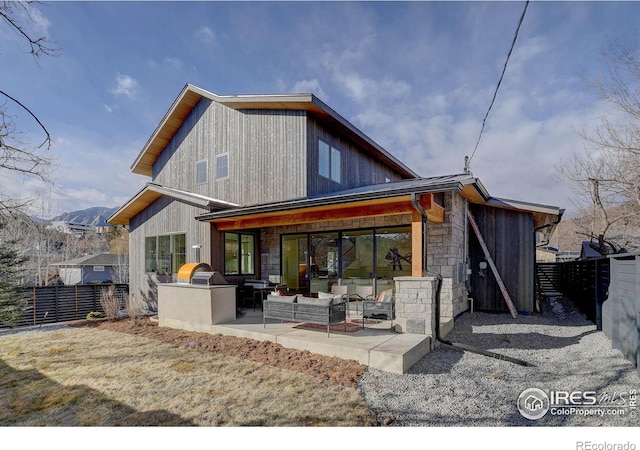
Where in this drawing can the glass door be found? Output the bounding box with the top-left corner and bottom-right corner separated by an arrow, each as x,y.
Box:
309,232 -> 339,294
282,234 -> 308,293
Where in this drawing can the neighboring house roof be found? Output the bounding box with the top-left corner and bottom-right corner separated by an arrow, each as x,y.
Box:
580,241 -> 612,259
130,83 -> 417,179
108,182 -> 240,226
53,253 -> 128,267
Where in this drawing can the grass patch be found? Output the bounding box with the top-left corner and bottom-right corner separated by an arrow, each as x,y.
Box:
0,328 -> 376,426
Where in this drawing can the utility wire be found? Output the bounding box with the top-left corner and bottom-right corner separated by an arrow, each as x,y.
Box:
465,1 -> 530,173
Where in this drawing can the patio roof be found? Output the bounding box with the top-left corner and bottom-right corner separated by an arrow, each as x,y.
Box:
194,173 -> 562,232
194,174 -> 485,230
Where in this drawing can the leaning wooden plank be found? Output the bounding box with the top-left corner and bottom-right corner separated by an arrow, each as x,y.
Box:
468,211 -> 518,319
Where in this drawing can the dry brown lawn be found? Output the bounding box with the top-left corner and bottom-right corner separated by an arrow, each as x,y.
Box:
0,320 -> 377,426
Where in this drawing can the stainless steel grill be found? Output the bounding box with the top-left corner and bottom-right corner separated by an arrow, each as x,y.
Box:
190,271 -> 228,286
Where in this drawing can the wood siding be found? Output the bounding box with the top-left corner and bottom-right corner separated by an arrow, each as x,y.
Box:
468,204 -> 534,313
306,116 -> 408,196
152,99 -> 307,206
129,196 -> 214,307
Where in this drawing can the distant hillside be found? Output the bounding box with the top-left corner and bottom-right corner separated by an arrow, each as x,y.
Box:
51,206 -> 118,228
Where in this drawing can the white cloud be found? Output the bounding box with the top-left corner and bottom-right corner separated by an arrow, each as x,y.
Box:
195,26 -> 216,44
162,57 -> 183,70
110,73 -> 138,99
291,79 -> 328,101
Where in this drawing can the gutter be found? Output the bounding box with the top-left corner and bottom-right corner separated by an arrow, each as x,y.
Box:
410,193 -> 532,367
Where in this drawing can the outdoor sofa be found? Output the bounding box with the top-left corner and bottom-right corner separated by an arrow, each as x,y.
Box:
263,293 -> 347,337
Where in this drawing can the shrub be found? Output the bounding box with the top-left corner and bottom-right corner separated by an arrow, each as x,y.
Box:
86,311 -> 104,320
100,285 -> 124,320
124,294 -> 143,325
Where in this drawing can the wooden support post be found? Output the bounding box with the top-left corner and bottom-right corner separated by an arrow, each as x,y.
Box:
411,211 -> 424,277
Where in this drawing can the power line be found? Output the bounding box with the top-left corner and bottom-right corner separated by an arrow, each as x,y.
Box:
465,0 -> 530,173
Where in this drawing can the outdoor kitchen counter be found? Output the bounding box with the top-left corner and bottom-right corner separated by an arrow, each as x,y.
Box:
158,283 -> 237,333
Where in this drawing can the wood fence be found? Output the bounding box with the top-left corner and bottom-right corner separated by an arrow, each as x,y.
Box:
4,284 -> 129,329
536,259 -> 610,329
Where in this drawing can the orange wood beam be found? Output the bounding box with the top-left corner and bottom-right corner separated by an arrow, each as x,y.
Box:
212,193 -> 443,231
411,211 -> 424,277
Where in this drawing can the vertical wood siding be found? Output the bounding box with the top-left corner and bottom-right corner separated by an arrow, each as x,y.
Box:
129,197 -> 212,307
468,204 -> 534,312
306,116 -> 407,196
152,99 -> 307,206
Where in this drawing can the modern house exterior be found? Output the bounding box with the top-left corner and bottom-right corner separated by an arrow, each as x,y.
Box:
109,83 -> 563,335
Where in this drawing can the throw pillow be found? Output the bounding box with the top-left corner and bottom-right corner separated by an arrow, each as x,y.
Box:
375,289 -> 393,306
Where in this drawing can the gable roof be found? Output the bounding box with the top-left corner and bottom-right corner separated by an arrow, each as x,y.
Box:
107,182 -> 239,226
130,83 -> 417,178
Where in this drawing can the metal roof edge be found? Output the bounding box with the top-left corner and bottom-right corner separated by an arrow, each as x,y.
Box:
195,174 -> 473,221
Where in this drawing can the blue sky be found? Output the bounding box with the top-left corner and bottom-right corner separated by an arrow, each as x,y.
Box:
3,1 -> 640,218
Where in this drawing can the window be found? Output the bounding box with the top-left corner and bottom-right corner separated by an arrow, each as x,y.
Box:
196,160 -> 208,185
318,139 -> 341,183
216,153 -> 229,180
144,233 -> 186,273
224,232 -> 255,275
93,266 -> 105,272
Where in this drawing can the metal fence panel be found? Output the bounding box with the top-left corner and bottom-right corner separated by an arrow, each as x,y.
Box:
2,284 -> 129,329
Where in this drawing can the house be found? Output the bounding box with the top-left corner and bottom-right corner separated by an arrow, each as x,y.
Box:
108,83 -> 563,335
580,240 -> 613,260
53,253 -> 129,285
47,221 -> 95,238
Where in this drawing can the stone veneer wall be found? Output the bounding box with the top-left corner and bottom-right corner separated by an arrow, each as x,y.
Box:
393,276 -> 437,339
425,191 -> 469,321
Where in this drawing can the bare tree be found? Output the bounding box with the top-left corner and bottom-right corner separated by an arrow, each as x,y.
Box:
558,35 -> 640,255
0,1 -> 58,217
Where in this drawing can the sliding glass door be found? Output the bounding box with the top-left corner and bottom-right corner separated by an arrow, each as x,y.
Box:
281,226 -> 411,296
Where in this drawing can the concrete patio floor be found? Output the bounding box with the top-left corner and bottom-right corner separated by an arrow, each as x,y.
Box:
207,308 -> 433,374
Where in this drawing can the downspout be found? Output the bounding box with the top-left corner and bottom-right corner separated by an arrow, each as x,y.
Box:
411,193 -> 532,367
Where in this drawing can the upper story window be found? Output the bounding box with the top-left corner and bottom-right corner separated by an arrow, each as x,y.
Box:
319,139 -> 341,183
196,160 -> 208,185
216,153 -> 229,180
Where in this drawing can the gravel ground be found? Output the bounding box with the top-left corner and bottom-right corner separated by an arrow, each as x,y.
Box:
361,296 -> 639,427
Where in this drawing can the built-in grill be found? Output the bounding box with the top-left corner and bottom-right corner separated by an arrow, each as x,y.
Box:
190,271 -> 228,286
177,263 -> 228,285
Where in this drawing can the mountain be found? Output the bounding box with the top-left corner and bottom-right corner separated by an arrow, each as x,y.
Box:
50,206 -> 119,228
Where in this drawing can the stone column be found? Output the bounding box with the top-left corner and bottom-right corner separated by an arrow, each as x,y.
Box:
393,276 -> 438,345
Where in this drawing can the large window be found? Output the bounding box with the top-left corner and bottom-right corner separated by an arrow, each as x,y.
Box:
224,232 -> 255,275
145,233 -> 186,273
282,226 -> 411,295
319,139 -> 341,183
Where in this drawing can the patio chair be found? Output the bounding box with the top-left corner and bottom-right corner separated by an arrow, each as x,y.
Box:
362,289 -> 395,329
331,284 -> 349,316
349,285 -> 374,316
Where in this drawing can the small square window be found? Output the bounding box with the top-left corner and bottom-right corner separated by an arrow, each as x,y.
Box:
196,160 -> 208,185
216,154 -> 229,180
